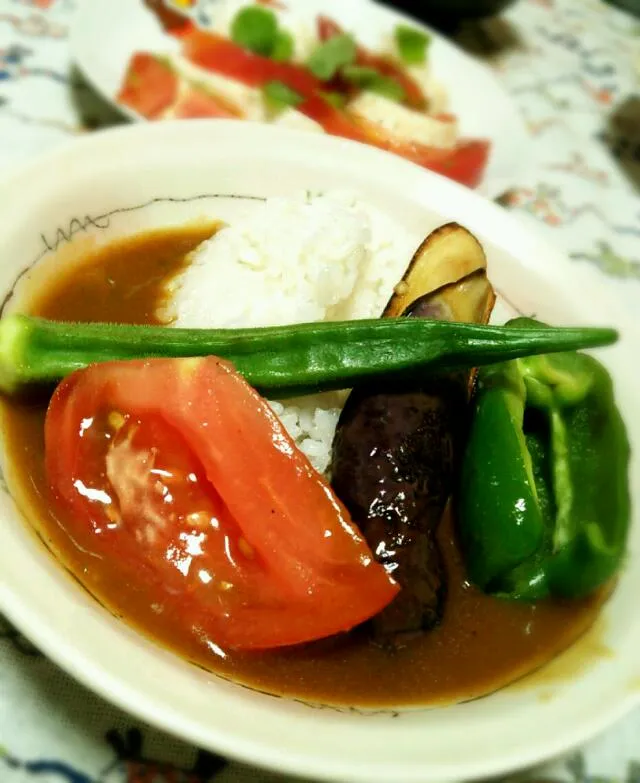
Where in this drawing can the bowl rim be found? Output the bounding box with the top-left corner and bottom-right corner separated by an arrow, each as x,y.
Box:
0,119 -> 638,783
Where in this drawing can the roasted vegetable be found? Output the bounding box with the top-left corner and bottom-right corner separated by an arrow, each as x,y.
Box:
331,223 -> 495,645
459,317 -> 630,600
0,313 -> 617,398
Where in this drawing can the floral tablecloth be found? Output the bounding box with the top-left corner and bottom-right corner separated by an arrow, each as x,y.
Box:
0,0 -> 639,781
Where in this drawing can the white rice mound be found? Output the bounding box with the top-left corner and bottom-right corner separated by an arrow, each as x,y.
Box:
164,192 -> 417,474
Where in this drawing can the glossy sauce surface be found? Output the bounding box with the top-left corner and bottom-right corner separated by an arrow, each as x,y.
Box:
0,227 -> 605,707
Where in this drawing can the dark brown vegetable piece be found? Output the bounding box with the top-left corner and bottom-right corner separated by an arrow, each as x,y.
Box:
330,223 -> 495,646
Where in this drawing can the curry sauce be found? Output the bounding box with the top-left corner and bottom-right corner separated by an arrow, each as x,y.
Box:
0,227 -> 605,707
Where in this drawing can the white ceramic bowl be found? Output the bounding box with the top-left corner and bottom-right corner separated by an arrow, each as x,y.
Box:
0,121 -> 638,783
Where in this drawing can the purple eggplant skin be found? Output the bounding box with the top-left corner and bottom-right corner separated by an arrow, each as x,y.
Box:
331,290 -> 472,647
331,372 -> 468,646
329,224 -> 494,648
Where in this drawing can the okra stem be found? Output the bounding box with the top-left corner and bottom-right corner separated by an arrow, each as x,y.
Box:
0,314 -> 618,397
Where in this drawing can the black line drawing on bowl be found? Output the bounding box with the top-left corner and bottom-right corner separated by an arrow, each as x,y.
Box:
494,287 -> 529,318
1,193 -> 267,316
292,699 -> 402,718
36,193 -> 266,260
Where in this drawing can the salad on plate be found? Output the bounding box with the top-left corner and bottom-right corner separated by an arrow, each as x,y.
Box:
117,0 -> 491,188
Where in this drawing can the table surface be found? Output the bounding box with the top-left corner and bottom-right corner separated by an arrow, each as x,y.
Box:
0,0 -> 639,781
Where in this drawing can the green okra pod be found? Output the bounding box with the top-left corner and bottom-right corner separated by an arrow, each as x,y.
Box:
0,313 -> 618,398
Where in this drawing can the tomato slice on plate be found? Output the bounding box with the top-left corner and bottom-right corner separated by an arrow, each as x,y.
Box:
117,53 -> 178,120
45,357 -> 398,650
181,30 -> 371,140
349,112 -> 490,189
315,17 -> 490,187
182,30 -> 321,95
129,28 -> 489,187
118,52 -> 242,120
388,138 -> 491,189
170,85 -> 242,119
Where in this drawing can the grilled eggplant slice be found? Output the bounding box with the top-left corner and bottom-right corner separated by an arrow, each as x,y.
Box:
330,223 -> 495,646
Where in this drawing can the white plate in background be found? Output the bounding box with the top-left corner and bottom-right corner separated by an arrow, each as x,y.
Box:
70,0 -> 531,200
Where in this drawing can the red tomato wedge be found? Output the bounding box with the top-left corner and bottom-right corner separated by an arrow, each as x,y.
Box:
316,16 -> 346,46
171,86 -> 241,119
117,53 -> 242,120
126,28 -> 490,187
183,30 -> 321,94
350,113 -> 491,190
385,138 -> 491,190
45,357 -> 398,650
317,15 -> 427,112
419,139 -> 491,189
117,53 -> 178,120
143,0 -> 196,38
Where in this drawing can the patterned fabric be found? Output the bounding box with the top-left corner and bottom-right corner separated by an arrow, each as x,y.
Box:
0,0 -> 638,780
457,0 -> 640,312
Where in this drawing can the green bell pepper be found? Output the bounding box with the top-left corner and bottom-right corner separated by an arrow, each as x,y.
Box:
459,317 -> 630,601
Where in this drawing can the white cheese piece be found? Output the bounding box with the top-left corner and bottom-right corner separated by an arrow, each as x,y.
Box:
408,64 -> 450,115
271,108 -> 324,133
170,54 -> 265,120
370,31 -> 450,115
168,54 -> 324,131
347,92 -> 458,149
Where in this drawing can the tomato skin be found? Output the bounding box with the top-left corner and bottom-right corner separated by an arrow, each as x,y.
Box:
183,30 -> 321,94
349,112 -> 490,189
45,357 -> 398,650
117,53 -> 178,119
316,15 -> 343,44
181,30 -> 371,141
171,87 -> 241,119
397,139 -> 491,189
315,16 -> 490,186
117,52 -> 241,120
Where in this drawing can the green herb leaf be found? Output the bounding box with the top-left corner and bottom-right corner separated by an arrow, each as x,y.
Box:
395,24 -> 430,65
307,34 -> 356,81
317,90 -> 347,109
231,6 -> 278,57
342,65 -> 406,103
271,29 -> 294,62
263,80 -> 304,114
